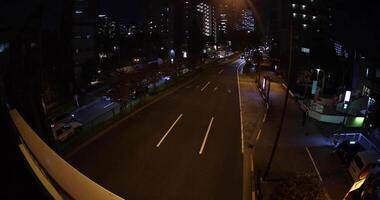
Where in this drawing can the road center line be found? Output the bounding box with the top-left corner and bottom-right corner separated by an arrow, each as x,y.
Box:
262,113 -> 267,123
199,117 -> 214,155
256,129 -> 262,141
250,152 -> 254,172
156,114 -> 183,147
305,146 -> 323,181
200,81 -> 210,92
218,69 -> 224,74
103,102 -> 114,109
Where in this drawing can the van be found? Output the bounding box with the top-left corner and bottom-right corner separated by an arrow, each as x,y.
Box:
348,151 -> 380,181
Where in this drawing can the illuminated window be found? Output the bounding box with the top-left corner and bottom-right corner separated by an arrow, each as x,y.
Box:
302,14 -> 306,19
292,4 -> 296,8
293,13 -> 297,17
302,5 -> 306,10
313,16 -> 317,20
302,24 -> 307,29
334,43 -> 343,56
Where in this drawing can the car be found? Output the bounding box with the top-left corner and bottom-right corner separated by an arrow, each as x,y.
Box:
335,140 -> 366,164
344,167 -> 380,200
348,151 -> 380,181
52,121 -> 82,142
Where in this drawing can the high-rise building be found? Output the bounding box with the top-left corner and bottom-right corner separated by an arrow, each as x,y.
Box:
217,3 -> 230,43
196,2 -> 217,43
158,7 -> 173,36
71,0 -> 99,89
173,0 -> 195,51
219,13 -> 228,34
278,0 -> 334,90
157,6 -> 174,50
239,9 -> 255,33
196,2 -> 212,37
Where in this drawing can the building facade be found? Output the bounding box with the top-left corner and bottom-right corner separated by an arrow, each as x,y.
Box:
278,0 -> 335,93
239,9 -> 255,33
71,0 -> 99,90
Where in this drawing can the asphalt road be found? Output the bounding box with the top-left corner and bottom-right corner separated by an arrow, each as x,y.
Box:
73,97 -> 120,125
67,60 -> 243,200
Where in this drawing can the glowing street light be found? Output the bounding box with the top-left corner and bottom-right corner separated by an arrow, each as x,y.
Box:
316,68 -> 321,80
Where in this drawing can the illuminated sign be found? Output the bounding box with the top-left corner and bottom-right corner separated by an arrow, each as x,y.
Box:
345,117 -> 365,128
344,91 -> 351,102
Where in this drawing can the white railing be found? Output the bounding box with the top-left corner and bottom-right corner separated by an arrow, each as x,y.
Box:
10,109 -> 124,200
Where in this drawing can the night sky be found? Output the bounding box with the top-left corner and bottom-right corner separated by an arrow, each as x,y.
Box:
100,0 -> 144,24
1,0 -> 379,60
333,0 -> 380,60
101,0 -> 379,60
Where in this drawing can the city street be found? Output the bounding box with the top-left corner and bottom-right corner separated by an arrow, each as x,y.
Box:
67,60 -> 244,200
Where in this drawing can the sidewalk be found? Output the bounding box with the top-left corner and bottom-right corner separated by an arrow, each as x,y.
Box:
253,70 -> 351,200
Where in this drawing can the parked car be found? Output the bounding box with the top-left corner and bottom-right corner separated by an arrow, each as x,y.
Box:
344,167 -> 380,200
335,140 -> 366,164
52,121 -> 82,142
348,151 -> 380,181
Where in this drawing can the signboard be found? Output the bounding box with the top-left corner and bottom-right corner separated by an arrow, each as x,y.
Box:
345,117 -> 365,127
311,81 -> 318,94
344,90 -> 351,102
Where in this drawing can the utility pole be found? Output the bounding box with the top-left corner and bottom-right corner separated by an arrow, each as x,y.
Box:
263,10 -> 293,180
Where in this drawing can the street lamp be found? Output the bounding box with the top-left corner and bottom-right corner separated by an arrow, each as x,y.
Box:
316,68 -> 321,81
315,68 -> 325,93
342,90 -> 351,128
